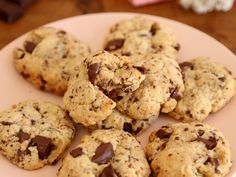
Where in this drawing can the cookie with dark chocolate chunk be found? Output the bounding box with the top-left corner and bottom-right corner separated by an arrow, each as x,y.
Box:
146,122 -> 232,177
0,100 -> 75,170
57,129 -> 150,177
13,26 -> 91,95
169,57 -> 236,122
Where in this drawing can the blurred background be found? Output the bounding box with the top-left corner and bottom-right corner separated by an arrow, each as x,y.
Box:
0,0 -> 235,54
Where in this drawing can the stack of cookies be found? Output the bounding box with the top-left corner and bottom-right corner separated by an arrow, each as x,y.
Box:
0,16 -> 235,177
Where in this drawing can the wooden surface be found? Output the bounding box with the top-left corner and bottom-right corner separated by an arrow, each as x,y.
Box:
0,0 -> 235,54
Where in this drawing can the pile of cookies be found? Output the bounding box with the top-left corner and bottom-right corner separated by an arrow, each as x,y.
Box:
0,16 -> 235,177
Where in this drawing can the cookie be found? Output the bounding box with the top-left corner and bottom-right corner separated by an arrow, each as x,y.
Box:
0,100 -> 75,170
116,53 -> 184,120
13,27 -> 91,95
104,16 -> 180,63
63,50 -> 145,127
95,109 -> 157,135
169,57 -> 236,122
146,122 -> 232,177
57,129 -> 150,177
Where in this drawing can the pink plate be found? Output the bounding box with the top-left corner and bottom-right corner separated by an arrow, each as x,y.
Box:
0,12 -> 235,177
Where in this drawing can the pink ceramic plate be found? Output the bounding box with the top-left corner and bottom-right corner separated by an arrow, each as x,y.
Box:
0,13 -> 235,177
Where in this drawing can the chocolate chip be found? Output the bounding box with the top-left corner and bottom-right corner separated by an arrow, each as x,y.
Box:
16,48 -> 25,59
88,63 -> 100,84
170,88 -> 182,101
150,23 -> 159,36
17,149 -> 30,158
30,135 -> 54,160
21,72 -> 29,79
17,130 -> 30,143
104,38 -> 125,51
218,77 -> 226,82
155,129 -> 172,139
24,41 -> 37,53
197,136 -> 217,150
99,164 -> 114,177
174,43 -> 180,51
123,123 -> 133,134
198,129 -> 205,136
204,157 -> 220,174
70,147 -> 83,158
134,66 -> 146,74
174,137 -> 180,140
107,89 -> 123,101
0,121 -> 12,125
184,128 -> 188,131
179,62 -> 193,72
92,143 -> 113,164
31,120 -> 36,125
122,52 -> 131,56
57,30 -> 66,36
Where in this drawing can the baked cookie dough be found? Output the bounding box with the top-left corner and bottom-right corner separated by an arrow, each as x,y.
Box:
57,129 -> 150,177
0,100 -> 75,170
169,57 -> 236,122
116,53 -> 184,120
146,122 -> 232,177
63,50 -> 145,127
104,16 -> 180,63
94,109 -> 157,135
13,27 -> 91,95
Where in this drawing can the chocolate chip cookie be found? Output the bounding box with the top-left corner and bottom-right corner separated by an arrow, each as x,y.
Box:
169,57 -> 236,122
94,109 -> 157,135
13,27 -> 91,95
0,100 -> 75,170
63,50 -> 145,127
146,122 -> 232,177
116,53 -> 184,120
57,129 -> 150,177
104,16 -> 180,63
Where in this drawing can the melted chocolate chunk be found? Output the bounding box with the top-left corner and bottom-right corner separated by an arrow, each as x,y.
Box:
123,123 -> 133,134
197,136 -> 217,150
179,62 -> 193,72
30,135 -> 54,160
92,143 -> 113,164
170,87 -> 182,101
88,63 -> 100,84
134,66 -> 146,74
17,130 -> 30,143
99,164 -> 114,177
1,121 -> 12,125
198,129 -> 205,136
24,41 -> 37,53
122,52 -> 131,56
107,89 -> 123,101
155,129 -> 172,139
218,77 -> 226,82
104,38 -> 125,51
204,157 -> 220,174
174,43 -> 180,51
17,149 -> 30,158
150,23 -> 159,36
70,147 -> 83,158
